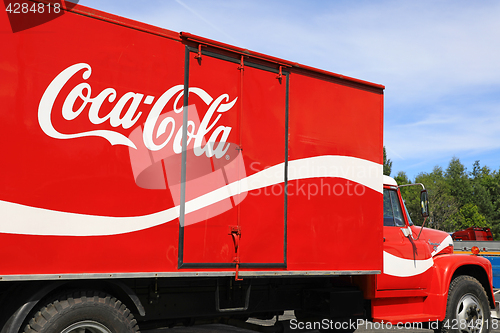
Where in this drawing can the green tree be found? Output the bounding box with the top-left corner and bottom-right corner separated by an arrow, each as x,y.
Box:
450,203 -> 489,230
392,157 -> 500,236
394,171 -> 421,225
483,166 -> 500,239
396,166 -> 459,231
394,171 -> 410,185
416,167 -> 459,231
445,157 -> 472,208
470,161 -> 494,222
383,146 -> 392,176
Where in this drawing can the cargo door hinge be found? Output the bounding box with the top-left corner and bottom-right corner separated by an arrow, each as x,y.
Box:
229,226 -> 243,281
276,65 -> 283,83
238,55 -> 244,71
194,44 -> 205,62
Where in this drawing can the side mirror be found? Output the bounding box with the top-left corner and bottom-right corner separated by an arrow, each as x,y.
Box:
420,190 -> 429,218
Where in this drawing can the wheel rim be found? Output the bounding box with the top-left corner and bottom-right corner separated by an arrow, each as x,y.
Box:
456,293 -> 485,333
60,320 -> 113,333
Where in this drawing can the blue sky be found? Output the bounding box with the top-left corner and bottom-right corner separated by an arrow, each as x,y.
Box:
77,0 -> 500,180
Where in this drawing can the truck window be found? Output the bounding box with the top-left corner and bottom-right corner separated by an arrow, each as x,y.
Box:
383,189 -> 405,227
403,200 -> 414,226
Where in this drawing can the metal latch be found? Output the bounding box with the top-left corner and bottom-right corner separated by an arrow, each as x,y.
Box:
229,226 -> 243,281
238,55 -> 244,71
276,65 -> 283,83
194,44 -> 205,61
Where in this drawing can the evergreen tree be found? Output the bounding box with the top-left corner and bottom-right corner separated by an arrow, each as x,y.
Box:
416,167 -> 459,231
445,157 -> 472,208
394,171 -> 410,185
394,171 -> 422,225
383,146 -> 392,176
393,158 -> 500,237
451,203 -> 489,230
470,161 -> 494,222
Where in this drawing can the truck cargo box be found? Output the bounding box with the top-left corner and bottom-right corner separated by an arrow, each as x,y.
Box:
0,2 -> 383,280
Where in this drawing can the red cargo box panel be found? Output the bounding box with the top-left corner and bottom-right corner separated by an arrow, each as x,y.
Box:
286,70 -> 384,272
0,3 -> 186,276
0,2 -> 383,279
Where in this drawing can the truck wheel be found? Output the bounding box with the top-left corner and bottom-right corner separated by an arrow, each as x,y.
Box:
437,275 -> 491,333
23,291 -> 139,333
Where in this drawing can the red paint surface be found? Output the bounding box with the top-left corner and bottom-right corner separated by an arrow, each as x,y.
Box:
0,2 -> 383,276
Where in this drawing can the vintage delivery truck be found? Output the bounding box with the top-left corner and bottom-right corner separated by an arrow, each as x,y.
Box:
0,1 -> 496,332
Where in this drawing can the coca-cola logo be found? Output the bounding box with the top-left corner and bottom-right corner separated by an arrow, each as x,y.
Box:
38,63 -> 237,158
38,63 -> 246,224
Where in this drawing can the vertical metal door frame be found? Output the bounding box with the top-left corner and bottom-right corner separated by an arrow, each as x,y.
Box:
178,46 -> 288,269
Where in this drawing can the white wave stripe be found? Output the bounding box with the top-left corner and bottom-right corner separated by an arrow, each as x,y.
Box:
1,201 -> 180,237
0,155 -> 381,236
288,156 -> 382,193
382,230 -> 452,277
431,235 -> 454,257
383,251 -> 434,277
185,156 -> 382,219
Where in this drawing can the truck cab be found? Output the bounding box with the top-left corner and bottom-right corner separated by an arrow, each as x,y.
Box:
371,175 -> 496,332
379,175 -> 453,290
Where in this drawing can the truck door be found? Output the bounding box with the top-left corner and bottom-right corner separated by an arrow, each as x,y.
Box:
179,46 -> 287,269
237,62 -> 287,267
377,187 -> 433,290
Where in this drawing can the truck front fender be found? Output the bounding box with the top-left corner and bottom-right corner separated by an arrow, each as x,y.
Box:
426,254 -> 494,320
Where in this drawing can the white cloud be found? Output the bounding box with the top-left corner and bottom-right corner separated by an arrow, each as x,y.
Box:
385,97 -> 500,175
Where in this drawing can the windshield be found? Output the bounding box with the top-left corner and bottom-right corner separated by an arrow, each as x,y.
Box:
383,189 -> 405,227
402,199 -> 414,226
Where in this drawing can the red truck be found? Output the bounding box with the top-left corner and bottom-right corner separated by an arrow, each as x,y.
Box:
452,227 -> 494,241
0,1 -> 496,333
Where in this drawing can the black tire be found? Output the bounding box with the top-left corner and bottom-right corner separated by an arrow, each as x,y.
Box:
23,290 -> 140,333
436,275 -> 491,333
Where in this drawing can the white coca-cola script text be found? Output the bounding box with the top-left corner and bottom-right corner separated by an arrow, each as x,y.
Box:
38,63 -> 236,158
